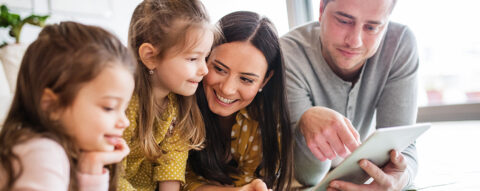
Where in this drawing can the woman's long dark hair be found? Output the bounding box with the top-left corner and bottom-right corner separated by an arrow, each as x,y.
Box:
188,11 -> 293,190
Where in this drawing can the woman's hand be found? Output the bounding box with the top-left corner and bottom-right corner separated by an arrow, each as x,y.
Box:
239,179 -> 271,191
77,138 -> 130,174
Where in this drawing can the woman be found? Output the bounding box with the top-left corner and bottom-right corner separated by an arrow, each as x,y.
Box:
185,11 -> 293,191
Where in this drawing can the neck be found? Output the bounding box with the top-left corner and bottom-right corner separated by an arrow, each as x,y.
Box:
325,58 -> 364,83
152,87 -> 170,113
218,113 -> 237,130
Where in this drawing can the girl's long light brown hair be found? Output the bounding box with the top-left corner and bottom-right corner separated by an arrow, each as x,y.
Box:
128,0 -> 214,160
0,21 -> 136,191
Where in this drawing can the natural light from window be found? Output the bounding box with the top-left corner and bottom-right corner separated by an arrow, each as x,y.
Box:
311,0 -> 480,106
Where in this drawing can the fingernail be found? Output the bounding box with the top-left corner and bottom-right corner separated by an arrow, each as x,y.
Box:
359,160 -> 367,167
330,182 -> 338,188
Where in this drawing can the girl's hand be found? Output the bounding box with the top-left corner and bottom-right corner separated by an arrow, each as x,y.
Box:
239,179 -> 272,191
77,138 -> 130,174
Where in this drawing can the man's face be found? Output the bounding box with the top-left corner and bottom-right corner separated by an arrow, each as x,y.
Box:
319,0 -> 393,78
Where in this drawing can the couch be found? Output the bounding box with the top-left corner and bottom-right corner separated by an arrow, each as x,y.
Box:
0,44 -> 26,126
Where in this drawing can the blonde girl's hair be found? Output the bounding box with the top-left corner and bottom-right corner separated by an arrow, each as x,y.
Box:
128,0 -> 213,160
0,21 -> 136,191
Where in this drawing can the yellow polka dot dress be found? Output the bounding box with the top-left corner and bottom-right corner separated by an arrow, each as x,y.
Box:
118,94 -> 189,191
184,108 -> 262,190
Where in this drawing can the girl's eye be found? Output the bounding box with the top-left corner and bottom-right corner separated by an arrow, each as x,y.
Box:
188,58 -> 198,62
240,77 -> 254,84
103,107 -> 114,112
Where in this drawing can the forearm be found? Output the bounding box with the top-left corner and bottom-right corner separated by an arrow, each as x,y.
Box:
400,143 -> 418,188
158,181 -> 181,191
194,185 -> 241,191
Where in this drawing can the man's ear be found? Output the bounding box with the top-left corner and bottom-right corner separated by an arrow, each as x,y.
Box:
138,43 -> 159,70
41,88 -> 60,120
260,71 -> 274,90
319,0 -> 326,21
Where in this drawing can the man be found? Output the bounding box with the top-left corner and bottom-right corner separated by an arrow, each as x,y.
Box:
280,0 -> 419,190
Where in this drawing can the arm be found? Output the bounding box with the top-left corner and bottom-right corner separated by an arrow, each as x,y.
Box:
376,26 -> 420,188
158,181 -> 180,191
154,132 -> 189,191
281,39 -> 360,161
77,138 -> 130,191
12,138 -> 70,191
194,179 -> 270,191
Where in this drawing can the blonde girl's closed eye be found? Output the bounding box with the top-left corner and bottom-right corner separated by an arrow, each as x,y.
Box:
0,21 -> 136,191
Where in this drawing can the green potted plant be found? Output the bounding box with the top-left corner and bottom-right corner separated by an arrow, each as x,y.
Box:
0,4 -> 49,46
0,4 -> 49,94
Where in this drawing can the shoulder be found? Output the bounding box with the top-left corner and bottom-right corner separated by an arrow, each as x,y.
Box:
13,137 -> 70,190
382,22 -> 418,54
373,22 -> 419,70
280,21 -> 320,52
14,137 -> 68,162
385,22 -> 416,42
280,22 -> 321,79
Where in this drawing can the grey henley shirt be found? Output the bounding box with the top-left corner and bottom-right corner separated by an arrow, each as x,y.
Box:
280,21 -> 419,187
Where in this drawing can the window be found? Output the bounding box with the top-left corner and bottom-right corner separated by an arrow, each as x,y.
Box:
202,0 -> 290,36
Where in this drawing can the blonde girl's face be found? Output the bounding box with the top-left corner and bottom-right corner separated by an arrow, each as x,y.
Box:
60,64 -> 134,152
153,27 -> 214,96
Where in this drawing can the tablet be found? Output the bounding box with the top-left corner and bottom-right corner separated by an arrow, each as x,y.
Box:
311,123 -> 431,191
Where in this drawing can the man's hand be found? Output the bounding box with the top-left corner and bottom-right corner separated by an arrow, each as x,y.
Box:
299,106 -> 361,161
327,150 -> 409,191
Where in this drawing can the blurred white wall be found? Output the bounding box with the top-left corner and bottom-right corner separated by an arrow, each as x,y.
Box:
0,0 -> 142,45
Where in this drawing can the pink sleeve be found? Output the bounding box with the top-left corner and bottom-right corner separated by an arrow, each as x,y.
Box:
77,168 -> 110,191
12,138 -> 70,191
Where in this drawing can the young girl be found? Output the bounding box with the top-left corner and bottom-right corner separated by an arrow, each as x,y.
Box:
185,11 -> 294,191
0,21 -> 136,191
118,0 -> 215,190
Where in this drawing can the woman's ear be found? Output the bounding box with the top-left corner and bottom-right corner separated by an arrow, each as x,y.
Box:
41,88 -> 61,120
139,43 -> 159,70
260,71 -> 274,90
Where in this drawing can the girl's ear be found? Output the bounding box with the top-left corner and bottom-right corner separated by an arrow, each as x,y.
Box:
41,88 -> 61,120
139,43 -> 159,70
260,71 -> 274,90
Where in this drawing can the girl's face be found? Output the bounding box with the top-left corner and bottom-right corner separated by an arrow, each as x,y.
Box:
153,27 -> 214,96
203,41 -> 270,117
60,65 -> 134,152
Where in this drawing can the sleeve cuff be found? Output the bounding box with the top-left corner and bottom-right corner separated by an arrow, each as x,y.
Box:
77,168 -> 110,191
153,165 -> 185,183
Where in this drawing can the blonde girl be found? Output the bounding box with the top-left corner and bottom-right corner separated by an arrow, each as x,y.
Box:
0,21 -> 136,191
118,0 -> 215,190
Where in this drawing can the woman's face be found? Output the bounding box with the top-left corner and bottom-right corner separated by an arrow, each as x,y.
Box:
203,41 -> 270,117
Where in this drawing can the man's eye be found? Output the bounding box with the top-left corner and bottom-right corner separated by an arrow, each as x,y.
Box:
337,18 -> 350,24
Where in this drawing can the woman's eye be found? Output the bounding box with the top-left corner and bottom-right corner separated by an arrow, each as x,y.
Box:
240,77 -> 254,83
214,65 -> 224,72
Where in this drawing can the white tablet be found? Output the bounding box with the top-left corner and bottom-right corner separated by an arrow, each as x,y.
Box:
311,123 -> 431,191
